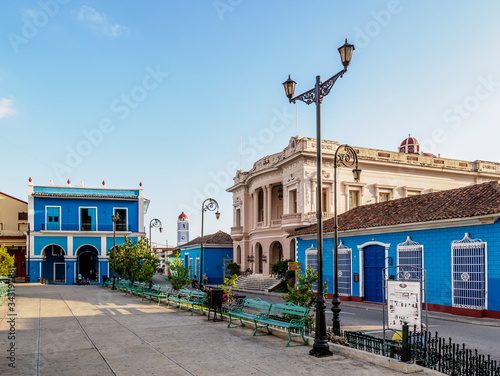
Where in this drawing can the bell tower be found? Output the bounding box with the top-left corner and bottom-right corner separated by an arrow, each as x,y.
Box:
177,212 -> 189,246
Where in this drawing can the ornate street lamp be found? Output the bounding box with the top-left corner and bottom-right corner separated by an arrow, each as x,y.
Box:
283,38 -> 355,357
200,198 -> 220,290
111,213 -> 120,290
332,144 -> 361,335
149,218 -> 163,252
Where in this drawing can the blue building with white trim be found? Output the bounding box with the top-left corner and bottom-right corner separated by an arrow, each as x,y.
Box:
27,180 -> 147,284
177,231 -> 233,285
293,181 -> 500,319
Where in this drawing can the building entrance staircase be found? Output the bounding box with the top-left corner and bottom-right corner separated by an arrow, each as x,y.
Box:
235,274 -> 281,292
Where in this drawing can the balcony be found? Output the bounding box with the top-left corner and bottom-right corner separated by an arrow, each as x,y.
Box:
281,213 -> 304,234
271,219 -> 282,227
230,226 -> 244,241
40,223 -> 132,232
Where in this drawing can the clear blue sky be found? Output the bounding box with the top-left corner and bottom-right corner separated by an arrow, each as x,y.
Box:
1,1 -> 500,246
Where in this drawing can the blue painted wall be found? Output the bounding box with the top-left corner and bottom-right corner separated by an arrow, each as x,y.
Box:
179,246 -> 233,285
33,197 -> 139,232
297,220 -> 500,312
34,236 -> 68,256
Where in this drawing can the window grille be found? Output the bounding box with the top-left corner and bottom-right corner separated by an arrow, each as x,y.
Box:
305,245 -> 318,292
337,240 -> 352,296
397,236 -> 423,281
452,233 -> 486,310
195,257 -> 200,279
188,257 -> 193,279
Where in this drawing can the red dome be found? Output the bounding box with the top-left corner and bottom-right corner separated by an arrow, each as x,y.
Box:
399,134 -> 420,154
178,212 -> 188,220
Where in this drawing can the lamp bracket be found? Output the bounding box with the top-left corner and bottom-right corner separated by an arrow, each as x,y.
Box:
334,144 -> 358,169
289,69 -> 346,105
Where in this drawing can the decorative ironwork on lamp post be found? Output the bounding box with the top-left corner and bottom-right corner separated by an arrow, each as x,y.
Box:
149,218 -> 163,252
111,213 -> 120,290
200,198 -> 220,290
332,144 -> 361,335
283,38 -> 355,358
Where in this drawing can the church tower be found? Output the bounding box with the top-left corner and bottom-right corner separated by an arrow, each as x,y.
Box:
177,212 -> 189,246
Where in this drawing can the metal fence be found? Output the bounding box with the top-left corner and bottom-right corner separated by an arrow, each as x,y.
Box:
342,327 -> 500,376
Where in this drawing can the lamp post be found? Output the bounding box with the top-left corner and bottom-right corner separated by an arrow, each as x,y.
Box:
200,198 -> 220,290
111,213 -> 120,290
149,218 -> 163,253
332,145 -> 361,335
283,38 -> 355,357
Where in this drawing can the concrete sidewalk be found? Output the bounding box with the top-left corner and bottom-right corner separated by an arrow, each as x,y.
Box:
0,284 -> 437,376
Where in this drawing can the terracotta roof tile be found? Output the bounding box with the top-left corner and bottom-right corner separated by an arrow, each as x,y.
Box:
292,181 -> 500,237
180,230 -> 233,247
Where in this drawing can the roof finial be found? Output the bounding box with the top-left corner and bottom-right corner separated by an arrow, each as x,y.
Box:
102,180 -> 105,186
140,182 -> 142,187
67,179 -> 71,185
29,177 -> 32,183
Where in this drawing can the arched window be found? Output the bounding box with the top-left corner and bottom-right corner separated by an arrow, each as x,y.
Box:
452,233 -> 486,310
397,236 -> 423,281
305,245 -> 318,292
337,240 -> 352,296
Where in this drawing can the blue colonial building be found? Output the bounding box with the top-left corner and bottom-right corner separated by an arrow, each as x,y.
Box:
27,180 -> 147,284
293,181 -> 500,319
177,231 -> 233,285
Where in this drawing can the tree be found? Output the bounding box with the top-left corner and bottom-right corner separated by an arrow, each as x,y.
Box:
0,245 -> 15,276
281,262 -> 328,328
167,255 -> 191,291
271,259 -> 293,276
226,262 -> 240,276
107,236 -> 159,283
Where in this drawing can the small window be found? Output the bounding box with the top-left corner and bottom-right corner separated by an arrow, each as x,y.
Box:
349,190 -> 359,209
379,192 -> 390,202
18,212 -> 28,220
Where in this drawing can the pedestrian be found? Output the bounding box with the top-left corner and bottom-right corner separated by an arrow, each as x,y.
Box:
77,273 -> 82,285
203,273 -> 208,285
191,275 -> 198,288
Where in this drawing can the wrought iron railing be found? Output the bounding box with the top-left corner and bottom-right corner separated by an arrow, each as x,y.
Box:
41,223 -> 131,231
342,327 -> 500,376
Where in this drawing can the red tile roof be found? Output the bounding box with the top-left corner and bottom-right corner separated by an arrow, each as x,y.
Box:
292,181 -> 500,236
180,230 -> 233,247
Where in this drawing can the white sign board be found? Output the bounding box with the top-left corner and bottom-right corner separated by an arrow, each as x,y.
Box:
387,280 -> 422,332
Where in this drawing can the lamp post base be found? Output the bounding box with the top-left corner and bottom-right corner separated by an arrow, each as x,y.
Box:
331,293 -> 341,335
309,341 -> 333,357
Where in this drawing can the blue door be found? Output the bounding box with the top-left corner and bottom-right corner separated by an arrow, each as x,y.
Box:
47,207 -> 60,230
54,263 -> 65,281
364,245 -> 385,303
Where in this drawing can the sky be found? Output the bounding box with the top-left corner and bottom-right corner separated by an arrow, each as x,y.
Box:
1,1 -> 500,247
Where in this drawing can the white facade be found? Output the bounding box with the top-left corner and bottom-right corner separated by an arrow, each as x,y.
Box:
227,135 -> 500,276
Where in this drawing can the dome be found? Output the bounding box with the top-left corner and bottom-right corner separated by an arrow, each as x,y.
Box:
399,134 -> 420,154
178,212 -> 188,220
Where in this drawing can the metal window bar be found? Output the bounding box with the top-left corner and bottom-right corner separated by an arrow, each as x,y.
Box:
337,240 -> 352,296
188,258 -> 193,279
305,245 -> 318,292
397,236 -> 423,281
452,233 -> 486,310
195,257 -> 200,280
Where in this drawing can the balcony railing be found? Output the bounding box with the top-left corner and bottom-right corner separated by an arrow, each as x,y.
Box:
40,223 -> 131,232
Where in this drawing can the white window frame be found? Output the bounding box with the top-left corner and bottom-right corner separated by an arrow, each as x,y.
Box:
451,233 -> 487,310
305,245 -> 318,292
45,206 -> 62,231
113,207 -> 129,231
79,206 -> 98,231
397,236 -> 424,281
337,240 -> 352,296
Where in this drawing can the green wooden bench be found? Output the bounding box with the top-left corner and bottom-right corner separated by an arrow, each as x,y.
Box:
227,297 -> 272,329
115,279 -> 130,292
0,282 -> 10,306
167,288 -> 206,316
253,302 -> 309,347
142,285 -> 170,305
124,281 -> 146,296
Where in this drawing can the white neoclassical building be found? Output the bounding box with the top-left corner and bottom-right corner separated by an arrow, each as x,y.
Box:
227,135 -> 500,276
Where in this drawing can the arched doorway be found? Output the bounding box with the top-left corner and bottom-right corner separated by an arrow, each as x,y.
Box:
269,241 -> 283,266
77,245 -> 99,281
255,243 -> 263,274
236,245 -> 241,264
42,244 -> 66,282
360,243 -> 388,303
289,238 -> 296,261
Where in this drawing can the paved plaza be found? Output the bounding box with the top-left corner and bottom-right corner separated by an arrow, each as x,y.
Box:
0,284 -> 439,376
